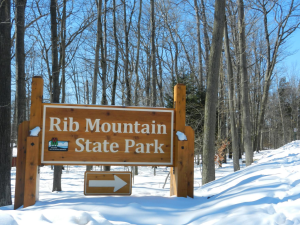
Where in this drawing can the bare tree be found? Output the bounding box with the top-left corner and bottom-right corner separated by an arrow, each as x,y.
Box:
253,0 -> 300,152
15,0 -> 27,127
122,0 -> 136,106
151,0 -> 157,107
134,0 -> 142,106
111,0 -> 119,106
224,16 -> 240,171
101,0 -> 108,106
200,0 -> 210,78
202,0 -> 225,185
92,0 -> 103,107
194,0 -> 204,88
60,0 -> 67,103
238,0 -> 253,166
51,0 -> 62,192
0,0 -> 12,207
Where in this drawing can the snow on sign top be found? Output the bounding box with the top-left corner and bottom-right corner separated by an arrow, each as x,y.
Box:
176,131 -> 187,141
41,104 -> 174,166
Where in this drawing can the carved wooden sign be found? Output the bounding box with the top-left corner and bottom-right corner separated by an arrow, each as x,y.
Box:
41,104 -> 174,165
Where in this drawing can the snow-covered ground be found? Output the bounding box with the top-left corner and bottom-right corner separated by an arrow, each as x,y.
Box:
1,141 -> 300,225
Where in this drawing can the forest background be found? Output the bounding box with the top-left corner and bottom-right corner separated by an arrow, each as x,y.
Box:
1,0 -> 300,207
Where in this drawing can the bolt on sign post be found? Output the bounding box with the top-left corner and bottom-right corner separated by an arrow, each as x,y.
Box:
15,77 -> 194,209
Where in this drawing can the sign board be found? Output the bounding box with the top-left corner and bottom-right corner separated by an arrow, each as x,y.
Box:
16,78 -> 193,209
41,104 -> 174,165
84,171 -> 132,195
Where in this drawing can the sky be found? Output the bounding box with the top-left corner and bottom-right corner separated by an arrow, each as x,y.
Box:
280,29 -> 300,68
1,141 -> 300,224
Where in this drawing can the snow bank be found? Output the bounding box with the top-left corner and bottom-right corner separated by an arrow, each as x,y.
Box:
1,141 -> 300,224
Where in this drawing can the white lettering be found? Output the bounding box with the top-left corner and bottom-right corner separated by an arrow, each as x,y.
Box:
134,121 -> 140,133
103,140 -> 109,152
157,124 -> 167,134
125,139 -> 135,152
49,117 -> 61,131
86,119 -> 100,132
146,143 -> 154,153
123,123 -> 133,133
75,138 -> 84,152
135,143 -> 144,153
92,142 -> 102,152
101,122 -> 111,133
86,139 -> 92,152
110,142 -> 119,153
154,139 -> 164,153
63,117 -> 68,131
69,117 -> 79,132
112,123 -> 122,133
151,121 -> 156,134
141,124 -> 149,134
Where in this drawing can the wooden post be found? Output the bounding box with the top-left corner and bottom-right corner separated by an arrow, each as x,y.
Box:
170,84 -> 187,197
23,77 -> 43,208
185,126 -> 194,198
14,121 -> 29,209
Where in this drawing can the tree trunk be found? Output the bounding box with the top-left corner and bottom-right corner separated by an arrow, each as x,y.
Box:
92,0 -> 102,106
85,80 -> 93,171
200,0 -> 210,81
61,0 -> 66,104
218,65 -> 226,140
132,0 -> 143,174
157,45 -> 164,107
160,9 -> 179,83
224,17 -> 240,172
111,0 -> 119,106
202,0 -> 225,185
15,0 -> 27,127
134,0 -> 142,106
123,0 -> 135,106
146,46 -> 151,106
151,0 -> 157,107
102,0 -> 109,171
194,0 -> 203,88
51,0 -> 62,192
0,0 -> 12,206
238,0 -> 253,166
276,77 -> 286,144
101,0 -> 108,106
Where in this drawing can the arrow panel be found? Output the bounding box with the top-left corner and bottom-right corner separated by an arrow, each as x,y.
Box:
84,171 -> 132,195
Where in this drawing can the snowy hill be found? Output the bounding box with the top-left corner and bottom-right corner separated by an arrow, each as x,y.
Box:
1,141 -> 300,224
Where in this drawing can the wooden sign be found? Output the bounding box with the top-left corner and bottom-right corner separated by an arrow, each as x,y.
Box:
84,171 -> 132,195
15,78 -> 194,209
41,104 -> 174,166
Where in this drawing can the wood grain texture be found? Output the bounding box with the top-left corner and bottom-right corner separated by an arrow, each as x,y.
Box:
170,84 -> 187,197
14,121 -> 29,209
185,126 -> 194,198
23,77 -> 43,208
23,137 -> 40,207
170,167 -> 176,196
41,105 -> 174,165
